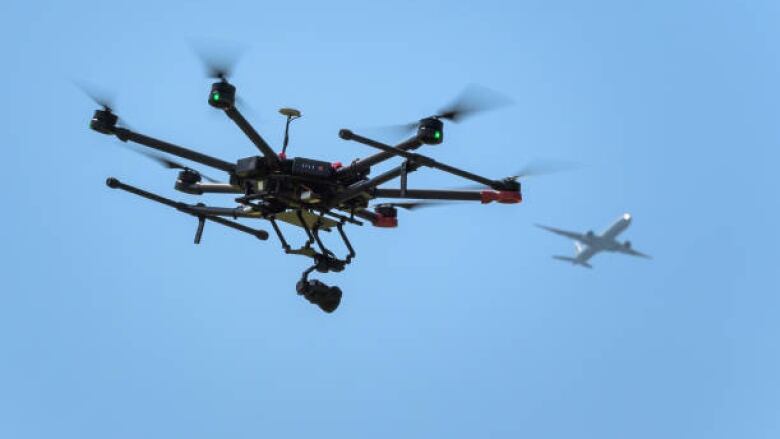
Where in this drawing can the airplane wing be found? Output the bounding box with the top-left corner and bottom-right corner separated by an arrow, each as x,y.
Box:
615,246 -> 651,259
535,224 -> 588,242
553,255 -> 593,268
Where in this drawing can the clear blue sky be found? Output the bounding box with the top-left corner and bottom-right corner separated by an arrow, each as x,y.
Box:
1,1 -> 778,437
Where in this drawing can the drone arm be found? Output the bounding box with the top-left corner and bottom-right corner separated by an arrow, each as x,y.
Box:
334,161 -> 423,205
223,107 -> 279,165
105,177 -> 269,240
332,137 -> 520,206
113,127 -> 236,173
192,214 -> 268,240
348,208 -> 382,224
336,132 -> 423,177
373,188 -> 482,201
341,130 -> 500,188
180,182 -> 244,194
183,205 -> 264,219
373,188 -> 521,204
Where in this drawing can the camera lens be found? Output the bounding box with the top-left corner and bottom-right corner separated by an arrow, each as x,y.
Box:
297,280 -> 342,313
318,286 -> 342,313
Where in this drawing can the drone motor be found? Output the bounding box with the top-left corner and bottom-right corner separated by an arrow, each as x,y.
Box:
417,117 -> 444,145
208,80 -> 236,109
90,109 -> 118,134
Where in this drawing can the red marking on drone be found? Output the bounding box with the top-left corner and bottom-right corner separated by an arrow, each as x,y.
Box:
480,190 -> 522,204
373,215 -> 398,228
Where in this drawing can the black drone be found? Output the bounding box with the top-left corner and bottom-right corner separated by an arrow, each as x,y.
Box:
86,59 -> 526,313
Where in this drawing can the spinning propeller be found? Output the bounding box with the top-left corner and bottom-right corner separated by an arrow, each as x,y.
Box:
458,159 -> 581,190
192,40 -> 255,114
505,159 -> 581,181
120,145 -> 221,183
381,84 -> 514,136
191,39 -> 247,81
74,80 -> 115,112
373,159 -> 579,212
76,81 -> 220,183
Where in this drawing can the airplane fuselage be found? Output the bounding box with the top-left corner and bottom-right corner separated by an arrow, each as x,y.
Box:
538,213 -> 648,268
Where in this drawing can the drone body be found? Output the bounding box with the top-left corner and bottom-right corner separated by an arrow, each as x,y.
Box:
89,75 -> 522,313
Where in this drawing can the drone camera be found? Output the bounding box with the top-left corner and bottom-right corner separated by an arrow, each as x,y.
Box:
90,109 -> 118,134
296,279 -> 342,313
208,81 -> 236,109
417,117 -> 444,145
313,255 -> 346,274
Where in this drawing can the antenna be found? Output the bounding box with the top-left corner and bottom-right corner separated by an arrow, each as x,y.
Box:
279,107 -> 301,158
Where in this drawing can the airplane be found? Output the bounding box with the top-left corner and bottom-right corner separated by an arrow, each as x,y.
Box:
536,213 -> 650,268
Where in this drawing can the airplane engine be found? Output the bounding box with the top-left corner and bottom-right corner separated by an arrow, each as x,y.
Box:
624,241 -> 632,248
586,230 -> 595,238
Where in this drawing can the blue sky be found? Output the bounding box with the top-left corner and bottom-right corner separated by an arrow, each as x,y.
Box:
1,0 -> 779,437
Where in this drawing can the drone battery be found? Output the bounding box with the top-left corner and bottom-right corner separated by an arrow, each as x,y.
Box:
292,158 -> 334,179
235,156 -> 264,177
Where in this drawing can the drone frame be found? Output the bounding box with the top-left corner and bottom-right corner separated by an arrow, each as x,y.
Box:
91,79 -> 522,312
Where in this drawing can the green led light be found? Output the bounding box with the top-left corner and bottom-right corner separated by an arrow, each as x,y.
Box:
212,92 -> 220,101
434,130 -> 441,140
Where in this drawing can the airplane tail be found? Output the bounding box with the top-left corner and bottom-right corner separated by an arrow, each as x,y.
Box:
553,255 -> 593,269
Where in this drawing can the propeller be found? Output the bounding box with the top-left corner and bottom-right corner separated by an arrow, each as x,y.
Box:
455,159 -> 581,190
191,40 -> 257,116
191,39 -> 247,81
434,84 -> 513,122
379,84 -> 513,136
117,143 -> 221,183
507,159 -> 581,180
74,79 -> 116,111
75,80 -> 221,182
